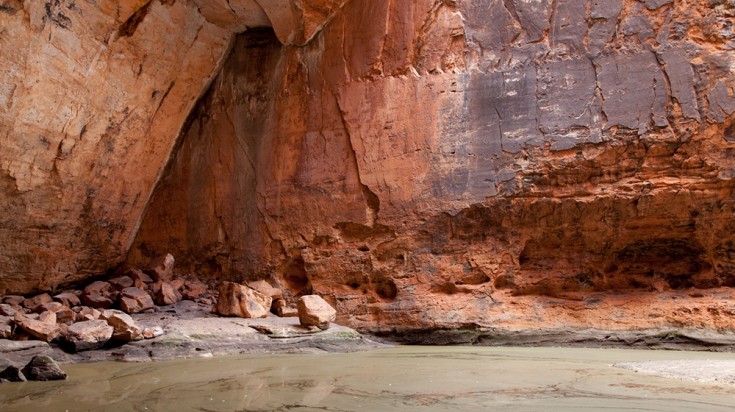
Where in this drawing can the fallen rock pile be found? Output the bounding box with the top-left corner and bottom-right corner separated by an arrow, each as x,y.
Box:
0,253 -> 341,356
214,281 -> 337,330
0,254 -> 196,352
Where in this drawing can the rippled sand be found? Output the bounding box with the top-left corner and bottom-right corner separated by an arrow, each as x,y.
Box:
2,347 -> 735,411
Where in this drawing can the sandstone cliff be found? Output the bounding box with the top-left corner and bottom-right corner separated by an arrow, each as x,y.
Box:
3,0 -> 735,335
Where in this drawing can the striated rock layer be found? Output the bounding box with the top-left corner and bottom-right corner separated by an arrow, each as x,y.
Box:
4,0 -> 735,337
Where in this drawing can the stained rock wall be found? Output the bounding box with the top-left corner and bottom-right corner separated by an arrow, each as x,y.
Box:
0,0 -> 346,294
4,0 -> 735,334
130,0 -> 735,333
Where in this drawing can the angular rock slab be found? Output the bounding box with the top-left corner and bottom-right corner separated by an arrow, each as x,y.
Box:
298,295 -> 336,330
14,312 -> 60,342
119,287 -> 155,314
101,310 -> 143,342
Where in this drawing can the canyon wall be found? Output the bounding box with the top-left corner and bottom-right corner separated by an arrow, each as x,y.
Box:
0,0 -> 344,293
131,0 -> 735,333
3,0 -> 735,334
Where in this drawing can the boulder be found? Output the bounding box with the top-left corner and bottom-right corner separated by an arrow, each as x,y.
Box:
247,280 -> 283,300
101,310 -> 142,341
0,315 -> 13,338
119,287 -> 155,314
297,295 -> 337,330
81,293 -> 114,309
145,253 -> 175,282
2,295 -> 24,306
64,320 -> 113,352
84,281 -> 111,295
0,303 -> 18,317
129,269 -> 154,287
75,306 -> 102,321
142,326 -> 164,339
170,277 -> 186,291
53,292 -> 81,307
22,293 -> 53,310
274,299 -> 299,317
152,281 -> 182,306
13,312 -> 60,342
215,281 -> 272,318
21,356 -> 67,381
108,276 -> 134,291
182,280 -> 208,300
55,307 -> 76,324
82,281 -> 114,309
33,301 -> 64,314
35,302 -> 75,324
0,365 -> 26,382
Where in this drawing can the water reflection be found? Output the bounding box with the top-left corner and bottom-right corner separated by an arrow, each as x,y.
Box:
1,347 -> 734,411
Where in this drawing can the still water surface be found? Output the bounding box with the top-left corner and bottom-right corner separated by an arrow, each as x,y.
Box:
1,346 -> 734,411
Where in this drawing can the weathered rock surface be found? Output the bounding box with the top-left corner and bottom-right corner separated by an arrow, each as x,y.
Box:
216,281 -> 272,318
145,254 -> 175,282
14,312 -> 60,342
101,310 -> 142,342
64,320 -> 113,352
119,287 -> 154,314
127,0 -> 735,336
298,295 -> 337,330
2,0 -> 735,339
152,281 -> 182,306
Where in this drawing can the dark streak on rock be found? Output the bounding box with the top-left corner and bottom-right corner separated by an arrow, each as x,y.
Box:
117,1 -> 152,38
44,0 -> 72,29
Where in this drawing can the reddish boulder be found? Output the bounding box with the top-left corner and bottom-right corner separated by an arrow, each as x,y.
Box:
182,280 -> 208,300
119,287 -> 155,314
0,303 -> 18,317
152,281 -> 182,306
82,281 -> 114,309
2,295 -> 24,306
53,292 -> 81,307
297,295 -> 337,330
108,276 -> 134,291
129,269 -> 154,289
74,306 -> 102,321
170,278 -> 186,291
145,254 -> 175,282
81,294 -> 114,309
215,281 -> 272,318
33,301 -> 63,314
13,312 -> 60,342
84,281 -> 111,295
247,280 -> 283,300
101,310 -> 143,341
273,299 -> 298,317
22,293 -> 53,311
35,302 -> 75,324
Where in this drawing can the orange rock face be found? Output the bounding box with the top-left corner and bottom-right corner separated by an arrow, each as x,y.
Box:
4,0 -> 735,336
129,0 -> 735,335
0,0 -> 345,294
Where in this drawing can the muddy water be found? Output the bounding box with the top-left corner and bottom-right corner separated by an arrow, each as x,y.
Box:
1,347 -> 735,411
